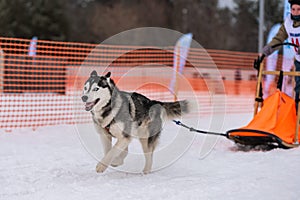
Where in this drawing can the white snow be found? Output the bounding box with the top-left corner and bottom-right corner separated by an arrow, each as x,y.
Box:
1,113 -> 300,200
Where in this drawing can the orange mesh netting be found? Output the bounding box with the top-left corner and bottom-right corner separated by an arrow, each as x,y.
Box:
0,37 -> 261,130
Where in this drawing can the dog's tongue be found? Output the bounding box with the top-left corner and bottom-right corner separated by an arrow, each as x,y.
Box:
85,102 -> 95,111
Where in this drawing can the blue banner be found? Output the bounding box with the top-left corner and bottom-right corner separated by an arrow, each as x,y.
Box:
28,36 -> 38,57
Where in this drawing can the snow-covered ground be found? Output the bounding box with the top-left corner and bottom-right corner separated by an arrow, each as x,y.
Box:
1,113 -> 300,200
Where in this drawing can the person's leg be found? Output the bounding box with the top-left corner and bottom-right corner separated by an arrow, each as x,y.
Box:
294,60 -> 300,111
282,57 -> 294,97
264,54 -> 278,98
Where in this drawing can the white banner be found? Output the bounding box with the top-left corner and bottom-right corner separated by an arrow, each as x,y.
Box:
169,33 -> 193,94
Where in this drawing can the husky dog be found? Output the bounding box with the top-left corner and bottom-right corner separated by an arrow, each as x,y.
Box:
82,71 -> 190,174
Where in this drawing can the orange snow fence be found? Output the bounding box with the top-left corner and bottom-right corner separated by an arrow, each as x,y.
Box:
227,90 -> 300,148
0,36 -> 262,130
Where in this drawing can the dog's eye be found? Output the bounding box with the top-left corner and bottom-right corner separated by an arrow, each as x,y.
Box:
84,86 -> 87,91
93,87 -> 99,91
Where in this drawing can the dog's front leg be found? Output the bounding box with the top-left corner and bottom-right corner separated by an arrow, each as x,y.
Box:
111,146 -> 128,167
96,137 -> 131,173
94,124 -> 112,154
99,131 -> 112,155
100,130 -> 128,167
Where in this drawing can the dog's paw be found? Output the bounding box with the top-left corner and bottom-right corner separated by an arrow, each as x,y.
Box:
96,162 -> 107,173
143,168 -> 151,174
111,158 -> 124,167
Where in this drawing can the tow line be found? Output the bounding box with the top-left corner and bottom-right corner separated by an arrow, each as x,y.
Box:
172,120 -> 227,137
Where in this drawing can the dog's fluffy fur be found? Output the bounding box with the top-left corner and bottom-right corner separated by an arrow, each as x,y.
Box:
82,71 -> 190,173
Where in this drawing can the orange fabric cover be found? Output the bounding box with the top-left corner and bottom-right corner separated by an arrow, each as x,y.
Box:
230,90 -> 300,144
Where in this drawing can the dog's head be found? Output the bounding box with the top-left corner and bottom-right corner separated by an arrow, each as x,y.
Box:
81,71 -> 115,111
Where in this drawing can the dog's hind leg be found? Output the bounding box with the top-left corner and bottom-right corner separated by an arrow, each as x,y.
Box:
140,105 -> 162,174
140,138 -> 158,174
96,137 -> 131,173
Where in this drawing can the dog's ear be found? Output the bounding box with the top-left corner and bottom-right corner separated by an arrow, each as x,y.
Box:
91,70 -> 98,77
104,72 -> 111,78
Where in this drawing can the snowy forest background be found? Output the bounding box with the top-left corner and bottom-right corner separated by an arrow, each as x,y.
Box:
0,0 -> 283,52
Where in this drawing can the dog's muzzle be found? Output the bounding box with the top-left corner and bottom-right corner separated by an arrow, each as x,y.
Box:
82,96 -> 100,111
82,95 -> 88,102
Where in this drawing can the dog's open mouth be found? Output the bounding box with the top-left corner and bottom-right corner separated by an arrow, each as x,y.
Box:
85,98 -> 100,111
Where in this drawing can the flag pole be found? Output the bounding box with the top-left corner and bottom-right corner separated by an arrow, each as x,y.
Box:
258,0 -> 264,53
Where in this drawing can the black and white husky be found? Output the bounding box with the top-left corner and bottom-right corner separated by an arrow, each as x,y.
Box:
82,71 -> 190,174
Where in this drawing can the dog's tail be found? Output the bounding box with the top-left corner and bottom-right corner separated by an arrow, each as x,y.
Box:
160,100 -> 192,119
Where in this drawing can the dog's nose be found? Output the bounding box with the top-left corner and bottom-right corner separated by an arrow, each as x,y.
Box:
81,96 -> 88,102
